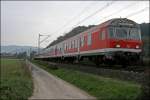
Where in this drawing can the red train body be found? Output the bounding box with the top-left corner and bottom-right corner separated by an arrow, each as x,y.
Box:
36,18 -> 142,65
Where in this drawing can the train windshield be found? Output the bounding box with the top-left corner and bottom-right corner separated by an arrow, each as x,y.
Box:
115,28 -> 128,39
108,27 -> 141,40
129,28 -> 141,40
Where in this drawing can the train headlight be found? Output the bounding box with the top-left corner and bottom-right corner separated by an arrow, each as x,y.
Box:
116,44 -> 120,48
136,45 -> 139,49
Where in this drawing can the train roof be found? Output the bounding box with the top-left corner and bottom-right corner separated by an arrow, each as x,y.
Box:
71,18 -> 139,35
99,18 -> 139,27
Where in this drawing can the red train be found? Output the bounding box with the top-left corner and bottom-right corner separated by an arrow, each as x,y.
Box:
36,18 -> 142,66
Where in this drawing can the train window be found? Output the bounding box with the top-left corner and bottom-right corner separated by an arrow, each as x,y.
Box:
55,46 -> 57,51
69,42 -> 71,49
65,43 -> 67,50
80,38 -> 81,47
75,39 -> 78,48
108,27 -> 114,38
70,41 -> 72,49
79,37 -> 82,47
79,36 -> 84,47
87,32 -> 92,45
115,28 -> 127,39
82,36 -> 84,47
60,45 -> 62,52
71,41 -> 72,48
75,40 -> 76,48
72,41 -> 73,48
77,39 -> 78,48
68,43 -> 69,49
129,28 -> 141,40
71,41 -> 74,48
62,44 -> 64,51
73,41 -> 74,48
68,42 -> 70,49
100,30 -> 105,40
74,40 -> 76,48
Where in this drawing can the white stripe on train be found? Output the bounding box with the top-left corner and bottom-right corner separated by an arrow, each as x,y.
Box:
36,48 -> 141,58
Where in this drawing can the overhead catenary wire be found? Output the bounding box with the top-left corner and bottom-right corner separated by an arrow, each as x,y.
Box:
46,1 -> 115,47
72,0 -> 115,28
43,2 -> 96,48
40,35 -> 51,44
52,1 -> 96,36
125,6 -> 149,18
40,2 -> 95,46
61,0 -> 115,36
97,2 -> 139,24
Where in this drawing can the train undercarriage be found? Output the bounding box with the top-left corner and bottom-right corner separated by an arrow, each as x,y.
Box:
35,51 -> 142,67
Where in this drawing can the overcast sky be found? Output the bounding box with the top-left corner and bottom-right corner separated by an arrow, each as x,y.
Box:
1,1 -> 149,48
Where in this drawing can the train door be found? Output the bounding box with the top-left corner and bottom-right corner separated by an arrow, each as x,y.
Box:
99,28 -> 107,48
55,46 -> 57,56
62,43 -> 64,55
77,36 -> 80,54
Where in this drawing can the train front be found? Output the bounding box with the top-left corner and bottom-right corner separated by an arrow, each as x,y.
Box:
106,18 -> 142,65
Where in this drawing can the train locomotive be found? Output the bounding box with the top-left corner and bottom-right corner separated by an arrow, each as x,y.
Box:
35,18 -> 142,66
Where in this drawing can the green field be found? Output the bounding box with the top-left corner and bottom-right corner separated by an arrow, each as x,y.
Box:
0,58 -> 33,100
32,60 -> 142,100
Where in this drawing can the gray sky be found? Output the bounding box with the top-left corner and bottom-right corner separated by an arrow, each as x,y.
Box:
1,1 -> 149,48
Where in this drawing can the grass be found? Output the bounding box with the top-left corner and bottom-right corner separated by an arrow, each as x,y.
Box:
0,58 -> 33,100
32,60 -> 142,100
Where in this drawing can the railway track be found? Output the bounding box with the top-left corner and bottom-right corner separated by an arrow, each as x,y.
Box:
34,60 -> 148,84
78,63 -> 148,72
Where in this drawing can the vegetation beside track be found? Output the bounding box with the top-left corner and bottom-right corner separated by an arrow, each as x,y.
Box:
0,58 -> 33,100
32,60 -> 141,100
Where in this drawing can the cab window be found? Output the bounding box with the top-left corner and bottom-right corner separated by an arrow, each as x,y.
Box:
108,27 -> 114,38
129,28 -> 141,40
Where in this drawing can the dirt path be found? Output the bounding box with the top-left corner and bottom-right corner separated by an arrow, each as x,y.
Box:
27,61 -> 96,99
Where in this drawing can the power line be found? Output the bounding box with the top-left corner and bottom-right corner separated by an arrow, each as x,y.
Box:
47,1 -> 115,45
61,0 -> 115,36
40,35 -> 51,44
41,2 -> 95,48
52,1 -> 96,36
73,0 -> 115,28
126,7 -> 149,18
100,2 -> 138,22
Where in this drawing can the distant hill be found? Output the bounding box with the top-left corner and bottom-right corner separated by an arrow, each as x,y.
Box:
1,45 -> 39,54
